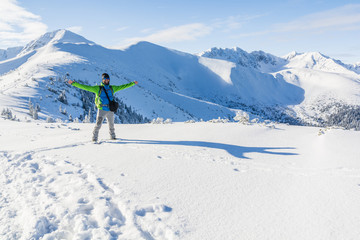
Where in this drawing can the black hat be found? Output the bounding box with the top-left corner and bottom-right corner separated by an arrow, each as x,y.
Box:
102,73 -> 110,80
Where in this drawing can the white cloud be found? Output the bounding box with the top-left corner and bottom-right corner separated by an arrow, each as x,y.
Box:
140,28 -> 154,34
213,14 -> 266,32
116,26 -> 129,32
0,0 -> 47,48
234,30 -> 271,38
124,23 -> 212,45
235,4 -> 360,38
273,4 -> 360,32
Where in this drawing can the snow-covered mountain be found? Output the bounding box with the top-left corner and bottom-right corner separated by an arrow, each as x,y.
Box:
0,46 -> 23,61
346,62 -> 360,74
200,47 -> 286,72
1,29 -> 360,128
200,47 -> 360,128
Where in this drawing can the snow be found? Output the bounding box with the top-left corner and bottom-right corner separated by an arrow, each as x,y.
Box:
198,57 -> 235,85
1,118 -> 360,239
1,29 -> 360,126
1,30 -> 360,239
0,47 -> 23,62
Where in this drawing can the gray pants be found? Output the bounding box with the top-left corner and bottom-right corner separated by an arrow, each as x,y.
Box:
92,109 -> 115,141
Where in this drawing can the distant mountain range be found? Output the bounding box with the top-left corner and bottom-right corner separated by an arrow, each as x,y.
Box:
1,29 -> 359,129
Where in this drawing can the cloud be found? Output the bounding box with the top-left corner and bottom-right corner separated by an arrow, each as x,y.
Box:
235,4 -> 360,38
213,14 -> 266,32
234,30 -> 271,38
124,23 -> 212,45
140,28 -> 154,34
274,4 -> 360,32
116,26 -> 129,32
0,0 -> 47,48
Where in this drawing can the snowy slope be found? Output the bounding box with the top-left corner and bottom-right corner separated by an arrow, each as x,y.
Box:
0,46 -> 23,61
346,62 -> 360,74
0,29 -> 303,123
279,52 -> 360,125
1,29 -> 360,128
1,118 -> 360,239
200,47 -> 286,73
201,47 -> 360,127
0,30 -> 248,122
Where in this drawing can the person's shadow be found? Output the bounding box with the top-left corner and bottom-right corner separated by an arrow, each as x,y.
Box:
107,139 -> 298,159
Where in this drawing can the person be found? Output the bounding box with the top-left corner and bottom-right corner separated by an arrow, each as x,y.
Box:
68,73 -> 138,142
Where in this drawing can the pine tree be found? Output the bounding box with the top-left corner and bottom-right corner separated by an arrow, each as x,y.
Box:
59,105 -> 67,115
28,99 -> 34,116
1,108 -> 14,120
58,90 -> 68,104
35,103 -> 41,113
46,117 -> 54,123
32,107 -> 38,120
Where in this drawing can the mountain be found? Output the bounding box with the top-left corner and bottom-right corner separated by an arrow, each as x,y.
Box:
347,62 -> 360,74
0,46 -> 23,61
18,30 -> 96,58
1,29 -> 360,129
199,47 -> 286,72
200,47 -> 360,128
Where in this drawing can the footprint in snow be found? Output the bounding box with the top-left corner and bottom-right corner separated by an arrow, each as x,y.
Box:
133,204 -> 179,239
135,205 -> 172,217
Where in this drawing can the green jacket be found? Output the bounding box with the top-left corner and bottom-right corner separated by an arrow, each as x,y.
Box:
72,81 -> 135,109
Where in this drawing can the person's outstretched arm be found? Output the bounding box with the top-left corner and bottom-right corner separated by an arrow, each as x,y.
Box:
112,81 -> 138,93
68,80 -> 99,93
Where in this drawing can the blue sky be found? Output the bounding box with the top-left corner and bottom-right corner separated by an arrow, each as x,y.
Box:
0,0 -> 360,64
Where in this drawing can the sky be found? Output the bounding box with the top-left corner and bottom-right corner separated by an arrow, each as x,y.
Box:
0,0 -> 360,64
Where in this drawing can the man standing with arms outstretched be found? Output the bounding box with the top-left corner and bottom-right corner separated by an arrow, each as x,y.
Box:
68,73 -> 138,142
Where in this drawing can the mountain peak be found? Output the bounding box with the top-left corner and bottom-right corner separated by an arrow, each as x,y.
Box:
127,41 -> 163,50
283,51 -> 353,73
19,29 -> 95,56
284,51 -> 329,61
283,51 -> 300,60
200,46 -> 283,71
0,46 -> 23,61
48,29 -> 94,45
200,46 -> 256,68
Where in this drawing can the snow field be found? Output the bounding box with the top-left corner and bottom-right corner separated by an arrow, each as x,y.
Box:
0,150 -> 178,239
2,29 -> 360,240
1,119 -> 360,239
0,122 -> 181,239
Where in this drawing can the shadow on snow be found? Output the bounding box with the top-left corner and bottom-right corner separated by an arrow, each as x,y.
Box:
27,139 -> 298,160
107,139 -> 298,159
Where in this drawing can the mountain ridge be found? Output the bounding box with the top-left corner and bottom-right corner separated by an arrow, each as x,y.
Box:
1,29 -> 359,129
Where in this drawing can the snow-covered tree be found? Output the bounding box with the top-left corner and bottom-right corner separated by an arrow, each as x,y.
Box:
32,108 -> 38,120
234,111 -> 250,124
46,117 -> 55,123
59,105 -> 67,115
1,108 -> 16,120
28,99 -> 34,116
28,99 -> 38,120
58,90 -> 68,104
